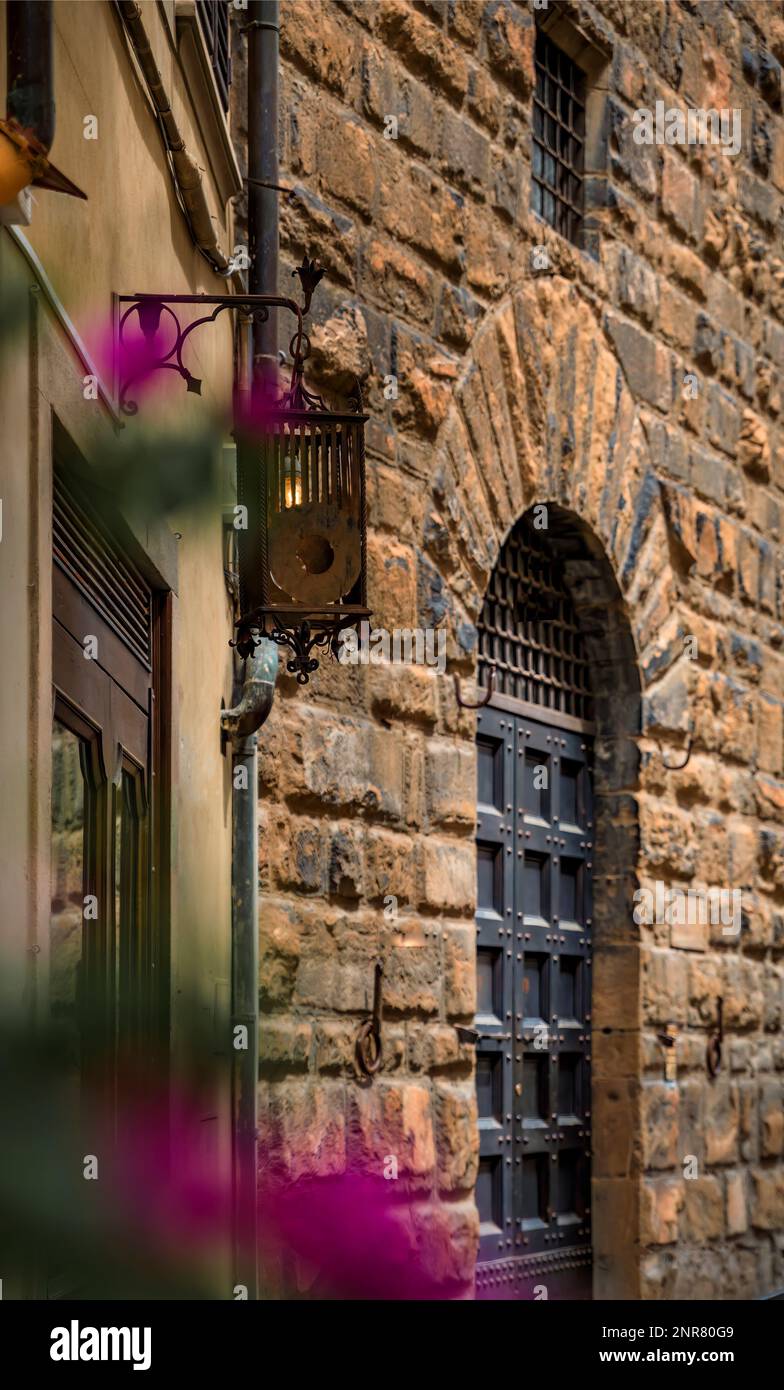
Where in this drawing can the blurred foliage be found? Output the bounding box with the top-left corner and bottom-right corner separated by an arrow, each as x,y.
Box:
0,272 -> 31,364
84,416 -> 225,525
0,994 -> 233,1300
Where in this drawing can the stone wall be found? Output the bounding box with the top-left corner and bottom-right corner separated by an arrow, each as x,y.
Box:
234,0 -> 784,1298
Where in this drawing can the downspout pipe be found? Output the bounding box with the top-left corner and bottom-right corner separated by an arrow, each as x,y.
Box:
226,0 -> 280,1298
248,0 -> 279,393
221,641 -> 278,1299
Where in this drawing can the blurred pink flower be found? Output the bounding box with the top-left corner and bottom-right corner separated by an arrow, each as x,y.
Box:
258,1167 -> 456,1301
87,305 -> 202,413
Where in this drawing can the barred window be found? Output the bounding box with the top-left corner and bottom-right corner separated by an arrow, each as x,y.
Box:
196,0 -> 231,113
531,28 -> 586,247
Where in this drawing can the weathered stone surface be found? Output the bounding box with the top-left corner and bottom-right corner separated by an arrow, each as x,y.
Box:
606,314 -> 673,412
434,1081 -> 478,1192
726,1171 -> 749,1235
641,1177 -> 684,1245
443,925 -> 476,1018
259,1019 -> 312,1072
641,1083 -> 679,1170
383,932 -> 441,1015
411,1197 -> 480,1284
682,1175 -> 724,1242
260,899 -> 303,1010
422,839 -> 474,912
263,1081 -> 347,1180
760,1080 -> 784,1157
594,1079 -> 638,1178
231,0 -> 784,1301
751,1169 -> 784,1229
704,1083 -> 740,1166
408,1020 -> 471,1073
642,948 -> 688,1028
313,1019 -> 357,1073
425,740 -> 475,828
348,1081 -> 436,1184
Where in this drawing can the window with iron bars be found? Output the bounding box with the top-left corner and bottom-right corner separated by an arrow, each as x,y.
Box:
531,28 -> 586,247
196,0 -> 231,113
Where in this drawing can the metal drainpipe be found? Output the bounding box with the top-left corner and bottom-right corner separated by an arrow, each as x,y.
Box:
248,0 -> 279,392
223,0 -> 280,1297
221,642 -> 277,1300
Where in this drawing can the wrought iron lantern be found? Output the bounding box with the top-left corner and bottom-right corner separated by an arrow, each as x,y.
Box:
234,268 -> 370,682
117,257 -> 370,685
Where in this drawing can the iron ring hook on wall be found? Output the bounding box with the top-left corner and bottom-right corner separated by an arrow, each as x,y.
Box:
706,997 -> 724,1078
655,717 -> 695,771
355,960 -> 384,1080
454,669 -> 496,710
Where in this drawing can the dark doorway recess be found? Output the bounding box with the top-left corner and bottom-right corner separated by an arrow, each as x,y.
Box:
473,507 -> 642,1301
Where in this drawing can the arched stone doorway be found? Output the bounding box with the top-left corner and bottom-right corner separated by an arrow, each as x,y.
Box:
472,504 -> 642,1300
423,276 -> 674,1299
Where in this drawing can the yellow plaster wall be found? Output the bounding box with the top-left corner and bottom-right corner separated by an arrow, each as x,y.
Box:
0,0 -> 237,1288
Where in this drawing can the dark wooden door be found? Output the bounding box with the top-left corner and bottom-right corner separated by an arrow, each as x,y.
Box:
48,458 -> 169,1297
474,705 -> 593,1299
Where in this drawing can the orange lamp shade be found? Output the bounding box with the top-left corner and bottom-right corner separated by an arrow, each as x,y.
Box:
0,125 -> 34,204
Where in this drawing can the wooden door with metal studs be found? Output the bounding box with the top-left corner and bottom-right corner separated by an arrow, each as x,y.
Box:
472,516 -> 594,1300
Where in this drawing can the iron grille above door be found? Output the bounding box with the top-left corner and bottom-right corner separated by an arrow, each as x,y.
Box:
478,515 -> 593,725
474,518 -> 593,1300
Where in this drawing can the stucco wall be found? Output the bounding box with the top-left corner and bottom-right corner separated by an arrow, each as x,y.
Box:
0,0 -> 237,1292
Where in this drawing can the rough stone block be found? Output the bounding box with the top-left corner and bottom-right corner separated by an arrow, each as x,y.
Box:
443,924 -> 476,1018
661,150 -> 704,242
594,1079 -> 638,1177
348,1081 -> 436,1183
760,1080 -> 784,1157
726,1171 -> 748,1234
264,1081 -> 347,1180
422,839 -> 474,912
704,1082 -> 740,1166
641,1082 -> 679,1170
434,1081 -> 478,1192
682,1175 -> 724,1241
411,1198 -> 480,1285
751,1169 -> 784,1229
642,948 -> 688,1027
606,313 -> 672,411
641,1177 -> 684,1245
425,739 -> 475,828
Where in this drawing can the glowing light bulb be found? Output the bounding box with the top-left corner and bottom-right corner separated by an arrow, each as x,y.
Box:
284,450 -> 303,508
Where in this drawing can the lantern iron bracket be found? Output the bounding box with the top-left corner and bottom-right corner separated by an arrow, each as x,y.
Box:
116,291 -> 308,416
